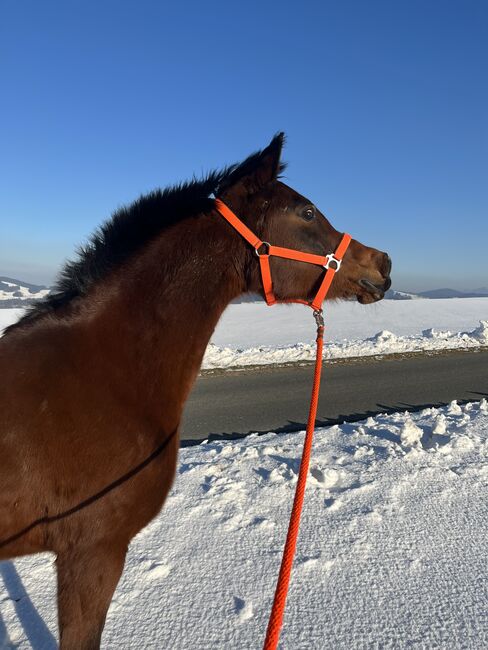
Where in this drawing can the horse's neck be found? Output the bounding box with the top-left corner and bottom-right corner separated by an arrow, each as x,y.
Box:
90,211 -> 248,426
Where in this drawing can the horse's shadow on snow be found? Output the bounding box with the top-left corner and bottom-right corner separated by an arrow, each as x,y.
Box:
0,561 -> 56,650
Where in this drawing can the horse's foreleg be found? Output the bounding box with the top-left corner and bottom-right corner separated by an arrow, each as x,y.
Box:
56,540 -> 128,650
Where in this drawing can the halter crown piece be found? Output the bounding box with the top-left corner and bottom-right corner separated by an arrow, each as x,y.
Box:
214,197 -> 352,650
214,198 -> 351,312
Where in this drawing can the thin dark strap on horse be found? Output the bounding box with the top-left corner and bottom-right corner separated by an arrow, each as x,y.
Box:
0,428 -> 178,550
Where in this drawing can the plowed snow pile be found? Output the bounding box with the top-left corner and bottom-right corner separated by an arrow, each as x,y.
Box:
2,400 -> 487,649
204,320 -> 488,368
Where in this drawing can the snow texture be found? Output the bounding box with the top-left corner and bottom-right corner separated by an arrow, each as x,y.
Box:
206,299 -> 488,367
1,401 -> 488,649
204,320 -> 488,369
211,298 -> 488,348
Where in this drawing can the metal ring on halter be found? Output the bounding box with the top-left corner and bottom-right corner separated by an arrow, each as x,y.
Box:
255,242 -> 271,257
324,253 -> 342,271
313,309 -> 324,328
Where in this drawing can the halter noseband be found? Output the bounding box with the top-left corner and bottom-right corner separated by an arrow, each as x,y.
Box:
214,198 -> 351,312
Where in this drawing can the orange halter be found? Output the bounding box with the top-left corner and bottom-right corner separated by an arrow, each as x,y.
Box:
214,198 -> 351,311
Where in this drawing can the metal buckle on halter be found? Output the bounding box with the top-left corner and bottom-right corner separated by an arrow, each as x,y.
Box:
313,309 -> 324,328
255,242 -> 271,257
324,253 -> 342,271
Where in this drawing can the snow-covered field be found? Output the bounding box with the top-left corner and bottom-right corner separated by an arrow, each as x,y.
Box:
2,298 -> 488,370
205,320 -> 488,368
213,298 -> 488,348
1,400 -> 487,648
205,298 -> 488,368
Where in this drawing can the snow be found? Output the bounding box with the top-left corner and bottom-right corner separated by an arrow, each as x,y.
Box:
0,310 -> 24,334
204,321 -> 488,368
0,287 -> 49,302
2,299 -> 487,370
211,297 -> 488,347
1,400 -> 487,648
204,298 -> 487,367
399,415 -> 423,446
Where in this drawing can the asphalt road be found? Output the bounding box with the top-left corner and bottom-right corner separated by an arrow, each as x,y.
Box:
181,349 -> 488,443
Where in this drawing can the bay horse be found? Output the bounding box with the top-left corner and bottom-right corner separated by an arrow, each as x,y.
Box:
0,133 -> 391,649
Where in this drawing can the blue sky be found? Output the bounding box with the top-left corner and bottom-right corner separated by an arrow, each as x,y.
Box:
1,0 -> 486,291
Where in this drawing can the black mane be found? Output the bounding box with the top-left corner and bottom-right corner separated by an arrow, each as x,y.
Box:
5,136 -> 286,333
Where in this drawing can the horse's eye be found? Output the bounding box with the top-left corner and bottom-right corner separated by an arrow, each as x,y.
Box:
301,206 -> 315,221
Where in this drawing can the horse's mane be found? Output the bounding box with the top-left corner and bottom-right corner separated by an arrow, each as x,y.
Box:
5,136 -> 286,334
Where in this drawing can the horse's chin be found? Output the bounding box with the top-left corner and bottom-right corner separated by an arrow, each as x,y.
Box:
355,277 -> 390,304
357,292 -> 384,305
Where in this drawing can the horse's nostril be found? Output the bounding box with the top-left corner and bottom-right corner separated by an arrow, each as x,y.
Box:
384,254 -> 392,276
384,277 -> 392,291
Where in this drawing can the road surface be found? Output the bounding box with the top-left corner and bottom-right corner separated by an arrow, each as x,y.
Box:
181,349 -> 488,443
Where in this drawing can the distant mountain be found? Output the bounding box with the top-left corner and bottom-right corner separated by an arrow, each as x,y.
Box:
0,277 -> 50,308
472,287 -> 488,294
418,288 -> 488,299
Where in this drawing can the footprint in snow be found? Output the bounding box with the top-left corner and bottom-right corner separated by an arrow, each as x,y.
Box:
309,467 -> 326,484
254,466 -> 295,484
366,509 -> 383,524
309,466 -> 343,489
144,562 -> 171,581
324,497 -> 342,511
249,516 -> 275,529
297,553 -> 321,570
408,558 -> 423,573
233,596 -> 253,623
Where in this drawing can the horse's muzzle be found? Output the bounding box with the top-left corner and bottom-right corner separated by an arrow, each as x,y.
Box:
357,253 -> 392,303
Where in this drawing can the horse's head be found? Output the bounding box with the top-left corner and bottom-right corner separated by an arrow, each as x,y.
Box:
217,133 -> 391,305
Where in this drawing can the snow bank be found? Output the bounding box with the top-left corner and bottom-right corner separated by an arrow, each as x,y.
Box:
203,320 -> 488,368
2,401 -> 488,648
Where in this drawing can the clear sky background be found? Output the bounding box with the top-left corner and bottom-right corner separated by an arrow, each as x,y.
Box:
1,0 -> 487,292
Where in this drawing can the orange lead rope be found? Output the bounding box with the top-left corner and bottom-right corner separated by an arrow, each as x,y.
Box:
214,199 -> 351,649
263,309 -> 324,650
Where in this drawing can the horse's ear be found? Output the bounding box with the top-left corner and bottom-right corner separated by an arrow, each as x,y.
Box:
249,132 -> 285,191
217,133 -> 286,200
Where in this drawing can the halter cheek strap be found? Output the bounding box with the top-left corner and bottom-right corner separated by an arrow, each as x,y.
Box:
214,198 -> 351,311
